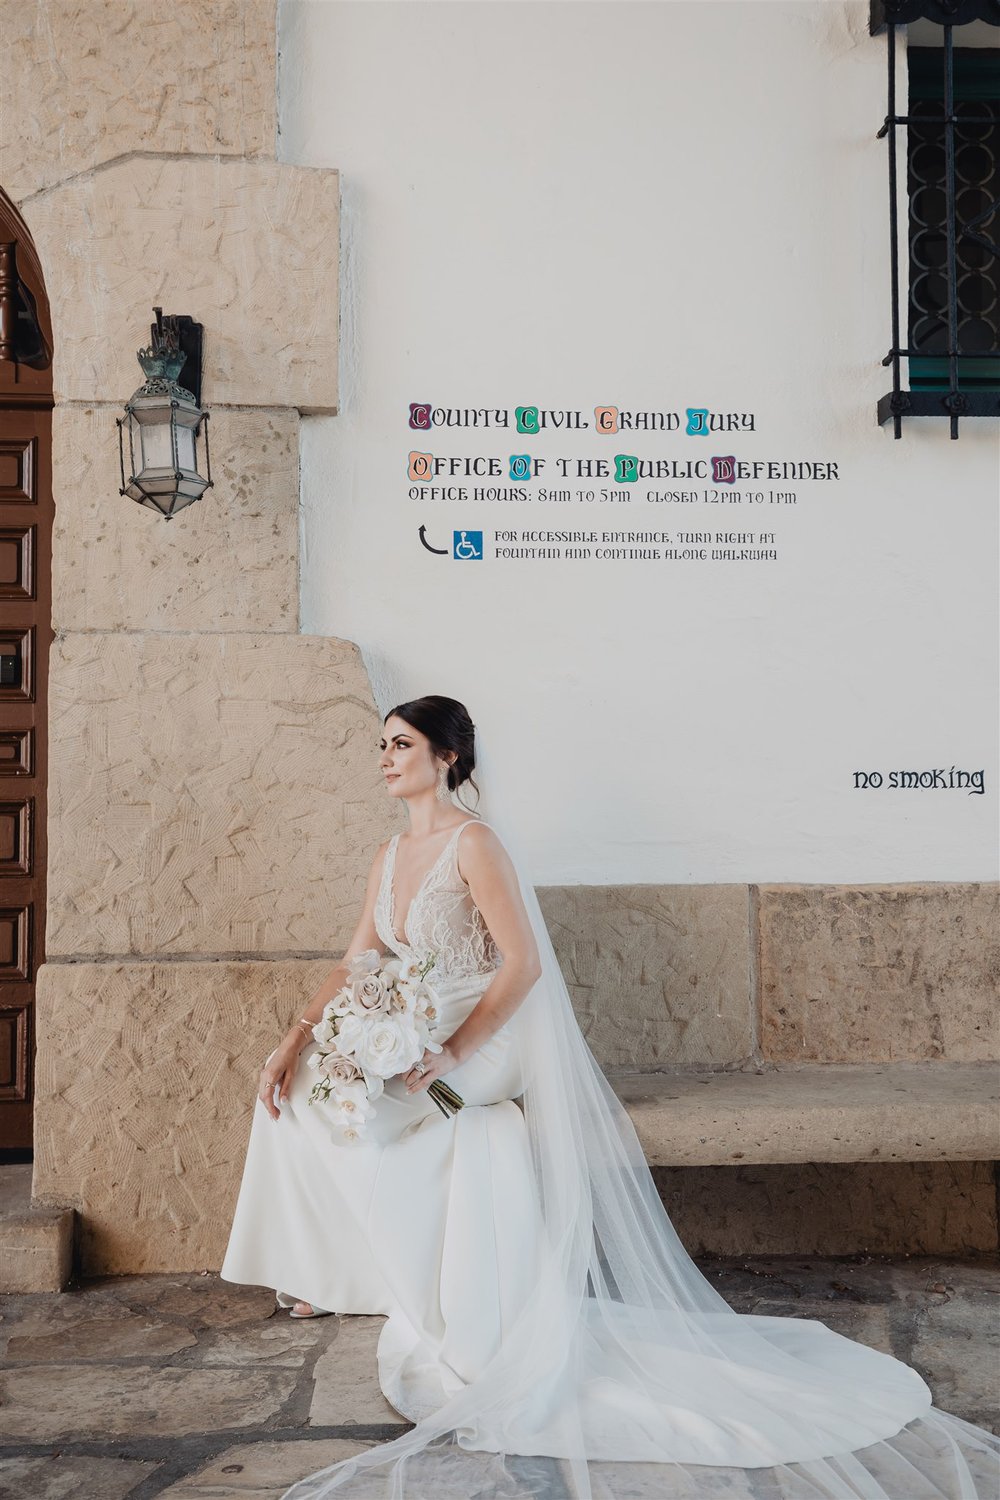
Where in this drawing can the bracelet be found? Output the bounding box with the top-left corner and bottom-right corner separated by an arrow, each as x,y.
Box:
295,1018 -> 314,1041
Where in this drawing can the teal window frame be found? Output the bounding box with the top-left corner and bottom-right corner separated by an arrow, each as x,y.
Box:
906,46 -> 1000,392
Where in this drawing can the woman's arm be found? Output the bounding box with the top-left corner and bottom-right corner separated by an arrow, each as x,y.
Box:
258,838 -> 392,1118
405,823 -> 542,1094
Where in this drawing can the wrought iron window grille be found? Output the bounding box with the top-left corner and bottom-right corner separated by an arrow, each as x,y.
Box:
870,0 -> 1000,436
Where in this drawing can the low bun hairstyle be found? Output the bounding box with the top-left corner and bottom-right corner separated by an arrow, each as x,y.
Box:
384,695 -> 481,811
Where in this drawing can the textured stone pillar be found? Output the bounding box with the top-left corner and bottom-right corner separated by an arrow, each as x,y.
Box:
11,0 -> 356,1273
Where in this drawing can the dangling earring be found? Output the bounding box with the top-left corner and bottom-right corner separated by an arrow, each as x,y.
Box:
435,761 -> 452,802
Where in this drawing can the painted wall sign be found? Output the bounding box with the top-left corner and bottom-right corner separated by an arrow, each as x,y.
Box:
406,403 -> 841,565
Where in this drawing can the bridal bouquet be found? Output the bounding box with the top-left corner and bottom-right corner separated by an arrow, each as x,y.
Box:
305,949 -> 464,1144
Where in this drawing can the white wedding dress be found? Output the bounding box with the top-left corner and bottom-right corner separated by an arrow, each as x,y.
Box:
221,814 -> 1000,1500
222,819 -> 540,1411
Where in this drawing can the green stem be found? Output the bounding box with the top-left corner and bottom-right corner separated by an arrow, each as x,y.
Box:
428,1080 -> 464,1114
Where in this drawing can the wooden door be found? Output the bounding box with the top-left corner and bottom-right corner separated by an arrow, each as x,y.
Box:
0,192 -> 53,1153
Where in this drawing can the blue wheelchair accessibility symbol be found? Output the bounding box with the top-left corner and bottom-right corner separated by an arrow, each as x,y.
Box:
453,530 -> 483,560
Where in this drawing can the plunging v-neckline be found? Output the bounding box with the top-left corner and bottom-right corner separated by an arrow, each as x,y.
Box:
388,824 -> 464,948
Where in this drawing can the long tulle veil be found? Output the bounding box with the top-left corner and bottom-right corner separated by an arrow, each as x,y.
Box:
281,739 -> 999,1500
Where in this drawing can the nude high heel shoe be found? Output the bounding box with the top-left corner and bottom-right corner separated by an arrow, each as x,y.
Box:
275,1290 -> 334,1318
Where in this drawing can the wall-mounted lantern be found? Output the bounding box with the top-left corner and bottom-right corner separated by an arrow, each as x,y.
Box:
117,307 -> 212,519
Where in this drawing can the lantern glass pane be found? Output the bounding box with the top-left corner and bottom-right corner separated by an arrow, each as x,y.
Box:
126,411 -> 141,472
175,423 -> 197,472
139,418 -> 174,471
141,474 -> 177,496
176,475 -> 209,501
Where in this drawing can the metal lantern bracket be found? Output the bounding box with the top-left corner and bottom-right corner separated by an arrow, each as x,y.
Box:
153,310 -> 203,406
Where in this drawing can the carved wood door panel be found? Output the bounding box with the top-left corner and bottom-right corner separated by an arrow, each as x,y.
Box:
0,192 -> 54,1153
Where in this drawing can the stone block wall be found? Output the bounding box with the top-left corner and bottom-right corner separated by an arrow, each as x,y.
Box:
26,156 -> 338,411
758,885 -> 1000,1063
537,881 -> 999,1074
535,884 -> 753,1068
34,958 -> 333,1274
0,1 -> 278,203
43,635 -> 386,958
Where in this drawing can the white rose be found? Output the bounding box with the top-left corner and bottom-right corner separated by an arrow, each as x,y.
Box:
313,1016 -> 338,1045
351,1018 -> 423,1078
352,972 -> 390,1013
319,1053 -> 364,1085
346,949 -> 381,981
333,1014 -> 365,1056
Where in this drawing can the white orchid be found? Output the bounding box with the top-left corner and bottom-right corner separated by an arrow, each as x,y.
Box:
397,955 -> 428,984
358,1067 -> 385,1101
393,980 -> 420,1014
332,1079 -> 375,1120
330,989 -> 355,1018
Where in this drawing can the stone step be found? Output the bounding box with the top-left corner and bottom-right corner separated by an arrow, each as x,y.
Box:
612,1060 -> 1000,1167
0,1163 -> 75,1292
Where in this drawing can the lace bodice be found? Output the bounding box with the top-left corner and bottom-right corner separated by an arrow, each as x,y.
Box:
374,819 -> 504,982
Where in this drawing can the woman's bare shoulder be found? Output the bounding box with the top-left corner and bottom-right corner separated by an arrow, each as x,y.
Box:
455,818 -> 508,877
455,816 -> 500,844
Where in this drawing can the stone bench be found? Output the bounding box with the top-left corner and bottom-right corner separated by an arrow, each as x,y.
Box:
11,1061 -> 998,1282
611,1060 -> 1000,1167
0,1163 -> 76,1293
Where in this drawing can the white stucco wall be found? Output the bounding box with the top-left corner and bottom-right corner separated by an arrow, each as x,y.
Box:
278,0 -> 998,884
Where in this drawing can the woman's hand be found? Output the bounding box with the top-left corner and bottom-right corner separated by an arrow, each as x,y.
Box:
404,1041 -> 460,1095
258,1033 -> 305,1120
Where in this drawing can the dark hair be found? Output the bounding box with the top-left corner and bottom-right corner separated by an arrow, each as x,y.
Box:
383,695 -> 480,811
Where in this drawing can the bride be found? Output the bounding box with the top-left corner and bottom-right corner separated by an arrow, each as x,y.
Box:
221,695 -> 999,1500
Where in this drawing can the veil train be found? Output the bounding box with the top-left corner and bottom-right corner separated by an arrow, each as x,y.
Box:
281,740 -> 1000,1500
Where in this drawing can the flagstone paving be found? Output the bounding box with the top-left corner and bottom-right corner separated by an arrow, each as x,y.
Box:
1,1255 -> 996,1498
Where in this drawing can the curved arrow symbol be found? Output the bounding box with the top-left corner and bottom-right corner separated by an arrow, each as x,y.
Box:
418,524 -> 449,555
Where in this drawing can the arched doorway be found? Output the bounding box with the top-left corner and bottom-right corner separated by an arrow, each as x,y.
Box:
0,189 -> 53,1155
